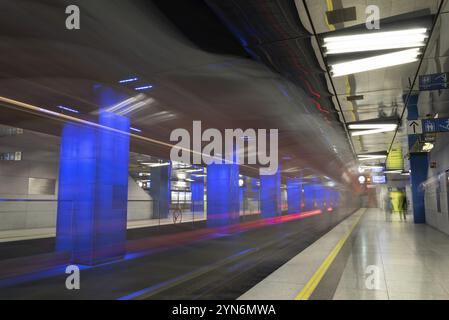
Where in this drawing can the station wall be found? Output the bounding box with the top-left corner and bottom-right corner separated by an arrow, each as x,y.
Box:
0,129 -> 153,231
424,134 -> 449,235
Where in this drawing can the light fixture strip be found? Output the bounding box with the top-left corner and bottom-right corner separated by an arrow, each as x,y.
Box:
331,48 -> 421,77
323,28 -> 427,43
348,124 -> 397,130
351,127 -> 397,136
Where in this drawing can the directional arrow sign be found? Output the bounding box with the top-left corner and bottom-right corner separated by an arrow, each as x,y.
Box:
408,120 -> 422,134
408,117 -> 449,135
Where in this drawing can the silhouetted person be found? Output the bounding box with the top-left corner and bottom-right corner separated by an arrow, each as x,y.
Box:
400,196 -> 407,221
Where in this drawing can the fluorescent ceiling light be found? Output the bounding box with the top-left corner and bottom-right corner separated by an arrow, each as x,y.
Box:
116,98 -> 154,116
141,162 -> 170,167
57,105 -> 79,114
331,48 -> 420,77
348,124 -> 397,130
360,165 -> 384,169
130,127 -> 142,133
358,154 -> 387,158
351,127 -> 396,136
324,28 -> 427,43
118,77 -> 138,84
185,169 -> 204,173
323,28 -> 427,54
358,158 -> 385,161
358,155 -> 387,161
135,85 -> 153,91
384,170 -> 402,173
105,94 -> 145,113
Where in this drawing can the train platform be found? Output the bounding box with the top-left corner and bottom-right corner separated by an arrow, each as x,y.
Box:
240,208 -> 449,300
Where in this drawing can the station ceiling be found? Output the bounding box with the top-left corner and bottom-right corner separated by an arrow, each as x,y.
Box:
295,0 -> 448,167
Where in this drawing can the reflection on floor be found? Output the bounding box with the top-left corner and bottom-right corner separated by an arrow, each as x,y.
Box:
334,208 -> 449,300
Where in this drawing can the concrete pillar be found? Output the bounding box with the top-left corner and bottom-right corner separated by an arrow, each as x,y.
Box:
206,162 -> 240,227
287,178 -> 301,214
260,170 -> 281,218
407,94 -> 428,223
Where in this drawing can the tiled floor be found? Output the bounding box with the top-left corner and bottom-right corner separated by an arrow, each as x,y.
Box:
333,208 -> 449,300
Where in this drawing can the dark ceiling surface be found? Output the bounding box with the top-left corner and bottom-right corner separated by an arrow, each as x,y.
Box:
0,0 -> 357,187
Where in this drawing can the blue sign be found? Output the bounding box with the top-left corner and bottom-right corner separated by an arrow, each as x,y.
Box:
438,118 -> 449,132
422,119 -> 437,132
419,72 -> 449,91
372,175 -> 386,184
422,117 -> 449,133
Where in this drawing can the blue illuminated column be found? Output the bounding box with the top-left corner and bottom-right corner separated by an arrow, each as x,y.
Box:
56,87 -> 130,265
323,187 -> 329,208
335,191 -> 341,207
191,178 -> 204,217
409,153 -> 428,223
327,188 -> 336,208
312,185 -> 320,209
239,179 -> 245,215
303,184 -> 315,211
407,94 -> 428,223
207,162 -> 240,227
150,165 -> 171,219
260,170 -> 281,218
287,178 -> 301,214
315,184 -> 327,210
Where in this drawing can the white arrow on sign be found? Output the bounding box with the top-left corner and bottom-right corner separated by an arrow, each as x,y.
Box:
408,120 -> 422,134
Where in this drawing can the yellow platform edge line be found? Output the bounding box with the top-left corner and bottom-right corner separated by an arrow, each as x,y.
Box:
294,210 -> 365,300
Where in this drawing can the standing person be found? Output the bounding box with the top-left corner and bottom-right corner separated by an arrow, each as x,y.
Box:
400,195 -> 407,221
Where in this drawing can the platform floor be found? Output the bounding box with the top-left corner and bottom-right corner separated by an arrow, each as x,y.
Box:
334,208 -> 449,300
240,208 -> 449,300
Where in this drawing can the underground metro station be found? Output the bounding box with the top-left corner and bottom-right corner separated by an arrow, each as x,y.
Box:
1,0 -> 449,306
